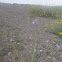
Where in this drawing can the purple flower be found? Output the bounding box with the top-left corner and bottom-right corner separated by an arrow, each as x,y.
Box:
55,44 -> 60,48
32,21 -> 38,25
32,21 -> 36,24
10,39 -> 14,42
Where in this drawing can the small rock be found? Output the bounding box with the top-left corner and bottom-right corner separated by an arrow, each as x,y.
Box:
17,43 -> 20,45
30,44 -> 32,46
48,56 -> 50,58
40,50 -> 42,52
45,40 -> 49,42
60,55 -> 62,57
45,40 -> 50,45
13,36 -> 16,37
29,51 -> 31,53
37,17 -> 39,19
8,52 -> 11,56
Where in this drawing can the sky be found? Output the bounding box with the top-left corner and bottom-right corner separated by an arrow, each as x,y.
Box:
0,0 -> 62,6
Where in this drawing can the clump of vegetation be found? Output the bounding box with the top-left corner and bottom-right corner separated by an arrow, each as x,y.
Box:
28,5 -> 62,38
0,45 -> 13,56
46,20 -> 62,38
28,6 -> 62,19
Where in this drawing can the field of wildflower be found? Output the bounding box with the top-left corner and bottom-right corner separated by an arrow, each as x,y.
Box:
28,5 -> 62,38
0,3 -> 62,62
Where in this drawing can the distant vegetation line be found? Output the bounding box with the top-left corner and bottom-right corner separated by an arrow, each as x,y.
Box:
28,6 -> 62,20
